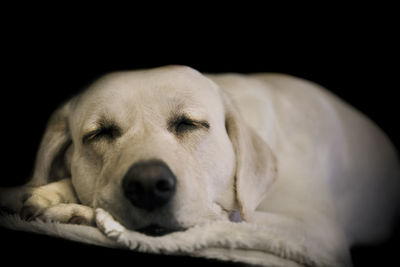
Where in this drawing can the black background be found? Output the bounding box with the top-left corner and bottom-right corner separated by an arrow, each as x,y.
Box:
1,12 -> 399,266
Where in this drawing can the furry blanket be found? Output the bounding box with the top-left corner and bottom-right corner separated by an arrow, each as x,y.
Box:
0,209 -> 336,267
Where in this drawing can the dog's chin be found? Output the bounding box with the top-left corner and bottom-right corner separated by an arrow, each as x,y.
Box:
136,224 -> 185,237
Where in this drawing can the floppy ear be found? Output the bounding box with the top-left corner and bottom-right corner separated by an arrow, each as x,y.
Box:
28,101 -> 73,186
222,92 -> 278,220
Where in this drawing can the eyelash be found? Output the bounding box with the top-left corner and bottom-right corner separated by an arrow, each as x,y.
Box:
175,118 -> 198,132
172,116 -> 210,135
82,125 -> 120,143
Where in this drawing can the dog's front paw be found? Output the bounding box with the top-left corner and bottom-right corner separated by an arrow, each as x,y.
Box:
20,188 -> 94,225
95,208 -> 125,238
37,203 -> 95,225
21,201 -> 95,226
20,191 -> 57,221
19,179 -> 81,223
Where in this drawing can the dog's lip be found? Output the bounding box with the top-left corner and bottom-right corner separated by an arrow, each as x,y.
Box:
136,224 -> 184,237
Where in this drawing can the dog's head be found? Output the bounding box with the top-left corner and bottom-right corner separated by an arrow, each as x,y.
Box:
32,66 -> 277,235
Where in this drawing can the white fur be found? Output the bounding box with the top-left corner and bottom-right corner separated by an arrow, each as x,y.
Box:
0,66 -> 398,266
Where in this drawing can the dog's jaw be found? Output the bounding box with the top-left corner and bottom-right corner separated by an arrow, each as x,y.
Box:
136,224 -> 185,237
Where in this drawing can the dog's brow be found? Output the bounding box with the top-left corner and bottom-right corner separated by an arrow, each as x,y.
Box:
169,100 -> 207,122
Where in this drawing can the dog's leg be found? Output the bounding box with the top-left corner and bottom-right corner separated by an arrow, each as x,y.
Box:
19,179 -> 95,225
37,203 -> 95,225
19,179 -> 77,220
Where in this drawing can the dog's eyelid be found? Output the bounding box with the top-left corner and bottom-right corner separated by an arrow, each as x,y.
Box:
168,115 -> 210,135
82,123 -> 121,144
191,119 -> 210,129
82,128 -> 101,143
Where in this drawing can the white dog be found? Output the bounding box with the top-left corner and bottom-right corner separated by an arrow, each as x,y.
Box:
1,65 -> 399,265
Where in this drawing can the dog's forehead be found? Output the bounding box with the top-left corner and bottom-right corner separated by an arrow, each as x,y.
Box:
78,66 -> 219,108
70,66 -> 223,129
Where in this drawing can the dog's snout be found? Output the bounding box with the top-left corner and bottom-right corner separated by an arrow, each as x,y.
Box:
122,160 -> 177,211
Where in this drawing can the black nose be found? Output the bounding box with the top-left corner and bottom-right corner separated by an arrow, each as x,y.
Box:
122,159 -> 177,211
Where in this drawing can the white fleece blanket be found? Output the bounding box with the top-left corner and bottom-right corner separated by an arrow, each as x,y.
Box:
0,209 -> 334,267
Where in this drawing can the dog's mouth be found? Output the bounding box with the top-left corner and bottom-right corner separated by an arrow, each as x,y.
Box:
136,224 -> 183,237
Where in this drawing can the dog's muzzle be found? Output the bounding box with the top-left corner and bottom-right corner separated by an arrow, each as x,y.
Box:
122,159 -> 177,212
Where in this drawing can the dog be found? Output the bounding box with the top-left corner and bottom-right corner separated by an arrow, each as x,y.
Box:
1,65 -> 399,263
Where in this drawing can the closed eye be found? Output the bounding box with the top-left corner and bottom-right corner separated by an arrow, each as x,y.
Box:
82,124 -> 121,144
176,118 -> 198,132
169,115 -> 210,135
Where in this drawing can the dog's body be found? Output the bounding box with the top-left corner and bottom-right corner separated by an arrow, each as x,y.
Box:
1,66 -> 399,265
211,73 -> 400,245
